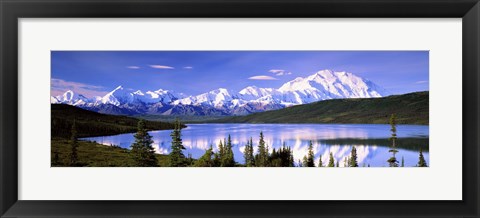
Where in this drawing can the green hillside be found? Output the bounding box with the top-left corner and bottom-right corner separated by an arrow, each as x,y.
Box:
51,104 -> 182,138
213,91 -> 429,125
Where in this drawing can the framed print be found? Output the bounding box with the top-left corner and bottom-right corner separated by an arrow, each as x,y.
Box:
1,0 -> 479,217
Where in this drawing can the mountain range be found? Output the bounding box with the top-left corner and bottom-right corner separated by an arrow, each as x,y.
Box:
51,69 -> 389,116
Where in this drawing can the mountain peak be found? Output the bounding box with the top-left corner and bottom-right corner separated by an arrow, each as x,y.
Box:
154,88 -> 167,93
279,70 -> 386,99
133,90 -> 144,95
52,69 -> 388,116
315,69 -> 334,77
239,86 -> 258,94
113,85 -> 124,91
210,88 -> 230,95
307,69 -> 337,82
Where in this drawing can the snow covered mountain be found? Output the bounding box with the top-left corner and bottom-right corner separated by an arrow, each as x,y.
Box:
51,70 -> 388,116
51,90 -> 91,106
277,70 -> 386,104
173,88 -> 236,107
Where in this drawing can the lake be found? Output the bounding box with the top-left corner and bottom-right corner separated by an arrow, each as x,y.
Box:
81,123 -> 429,167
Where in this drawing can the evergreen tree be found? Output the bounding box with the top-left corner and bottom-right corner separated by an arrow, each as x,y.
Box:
215,140 -> 224,166
256,132 -> 270,167
265,144 -> 270,165
336,160 -> 339,167
328,152 -> 335,167
195,145 -> 215,167
186,153 -> 195,166
417,148 -> 428,167
349,146 -> 359,167
69,120 -> 79,166
169,119 -> 186,167
318,155 -> 323,167
213,149 -> 221,167
130,119 -> 158,167
282,147 -> 294,167
243,137 -> 255,167
289,148 -> 295,167
302,156 -> 308,167
269,143 -> 295,167
270,148 -> 280,167
221,135 -> 235,167
401,156 -> 405,167
388,114 -> 399,167
303,141 -> 315,167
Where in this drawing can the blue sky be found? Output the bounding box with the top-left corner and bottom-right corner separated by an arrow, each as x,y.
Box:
51,51 -> 429,97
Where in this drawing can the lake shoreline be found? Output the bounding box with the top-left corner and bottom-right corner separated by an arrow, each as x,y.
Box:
80,123 -> 429,167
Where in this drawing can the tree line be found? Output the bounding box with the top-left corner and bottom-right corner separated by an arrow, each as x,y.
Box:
51,104 -> 180,139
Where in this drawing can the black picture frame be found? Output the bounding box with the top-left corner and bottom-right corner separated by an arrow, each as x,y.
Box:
1,0 -> 479,217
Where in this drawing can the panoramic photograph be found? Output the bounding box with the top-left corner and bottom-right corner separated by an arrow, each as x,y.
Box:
50,51 -> 429,167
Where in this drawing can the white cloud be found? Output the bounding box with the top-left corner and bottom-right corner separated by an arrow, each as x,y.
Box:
415,80 -> 428,84
183,66 -> 193,69
269,69 -> 292,76
127,66 -> 140,69
149,65 -> 174,69
248,75 -> 278,80
51,78 -> 108,98
269,69 -> 285,73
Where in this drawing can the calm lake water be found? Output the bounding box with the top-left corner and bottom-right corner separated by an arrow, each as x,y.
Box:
81,123 -> 429,167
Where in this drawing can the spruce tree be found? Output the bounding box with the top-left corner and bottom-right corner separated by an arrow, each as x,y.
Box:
302,156 -> 308,167
186,153 -> 195,166
270,148 -> 279,167
213,147 -> 221,167
318,155 -> 323,167
304,141 -> 315,167
221,135 -> 235,167
349,146 -> 359,167
328,152 -> 335,167
216,140 -> 224,165
289,147 -> 295,167
388,114 -> 399,167
169,119 -> 186,167
243,138 -> 255,167
401,156 -> 405,167
417,148 -> 428,167
130,119 -> 158,167
69,120 -> 78,166
270,143 -> 295,167
256,132 -> 269,167
194,145 -> 214,167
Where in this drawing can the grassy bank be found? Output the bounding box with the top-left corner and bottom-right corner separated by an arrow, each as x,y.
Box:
51,104 -> 184,167
51,138 -> 171,167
